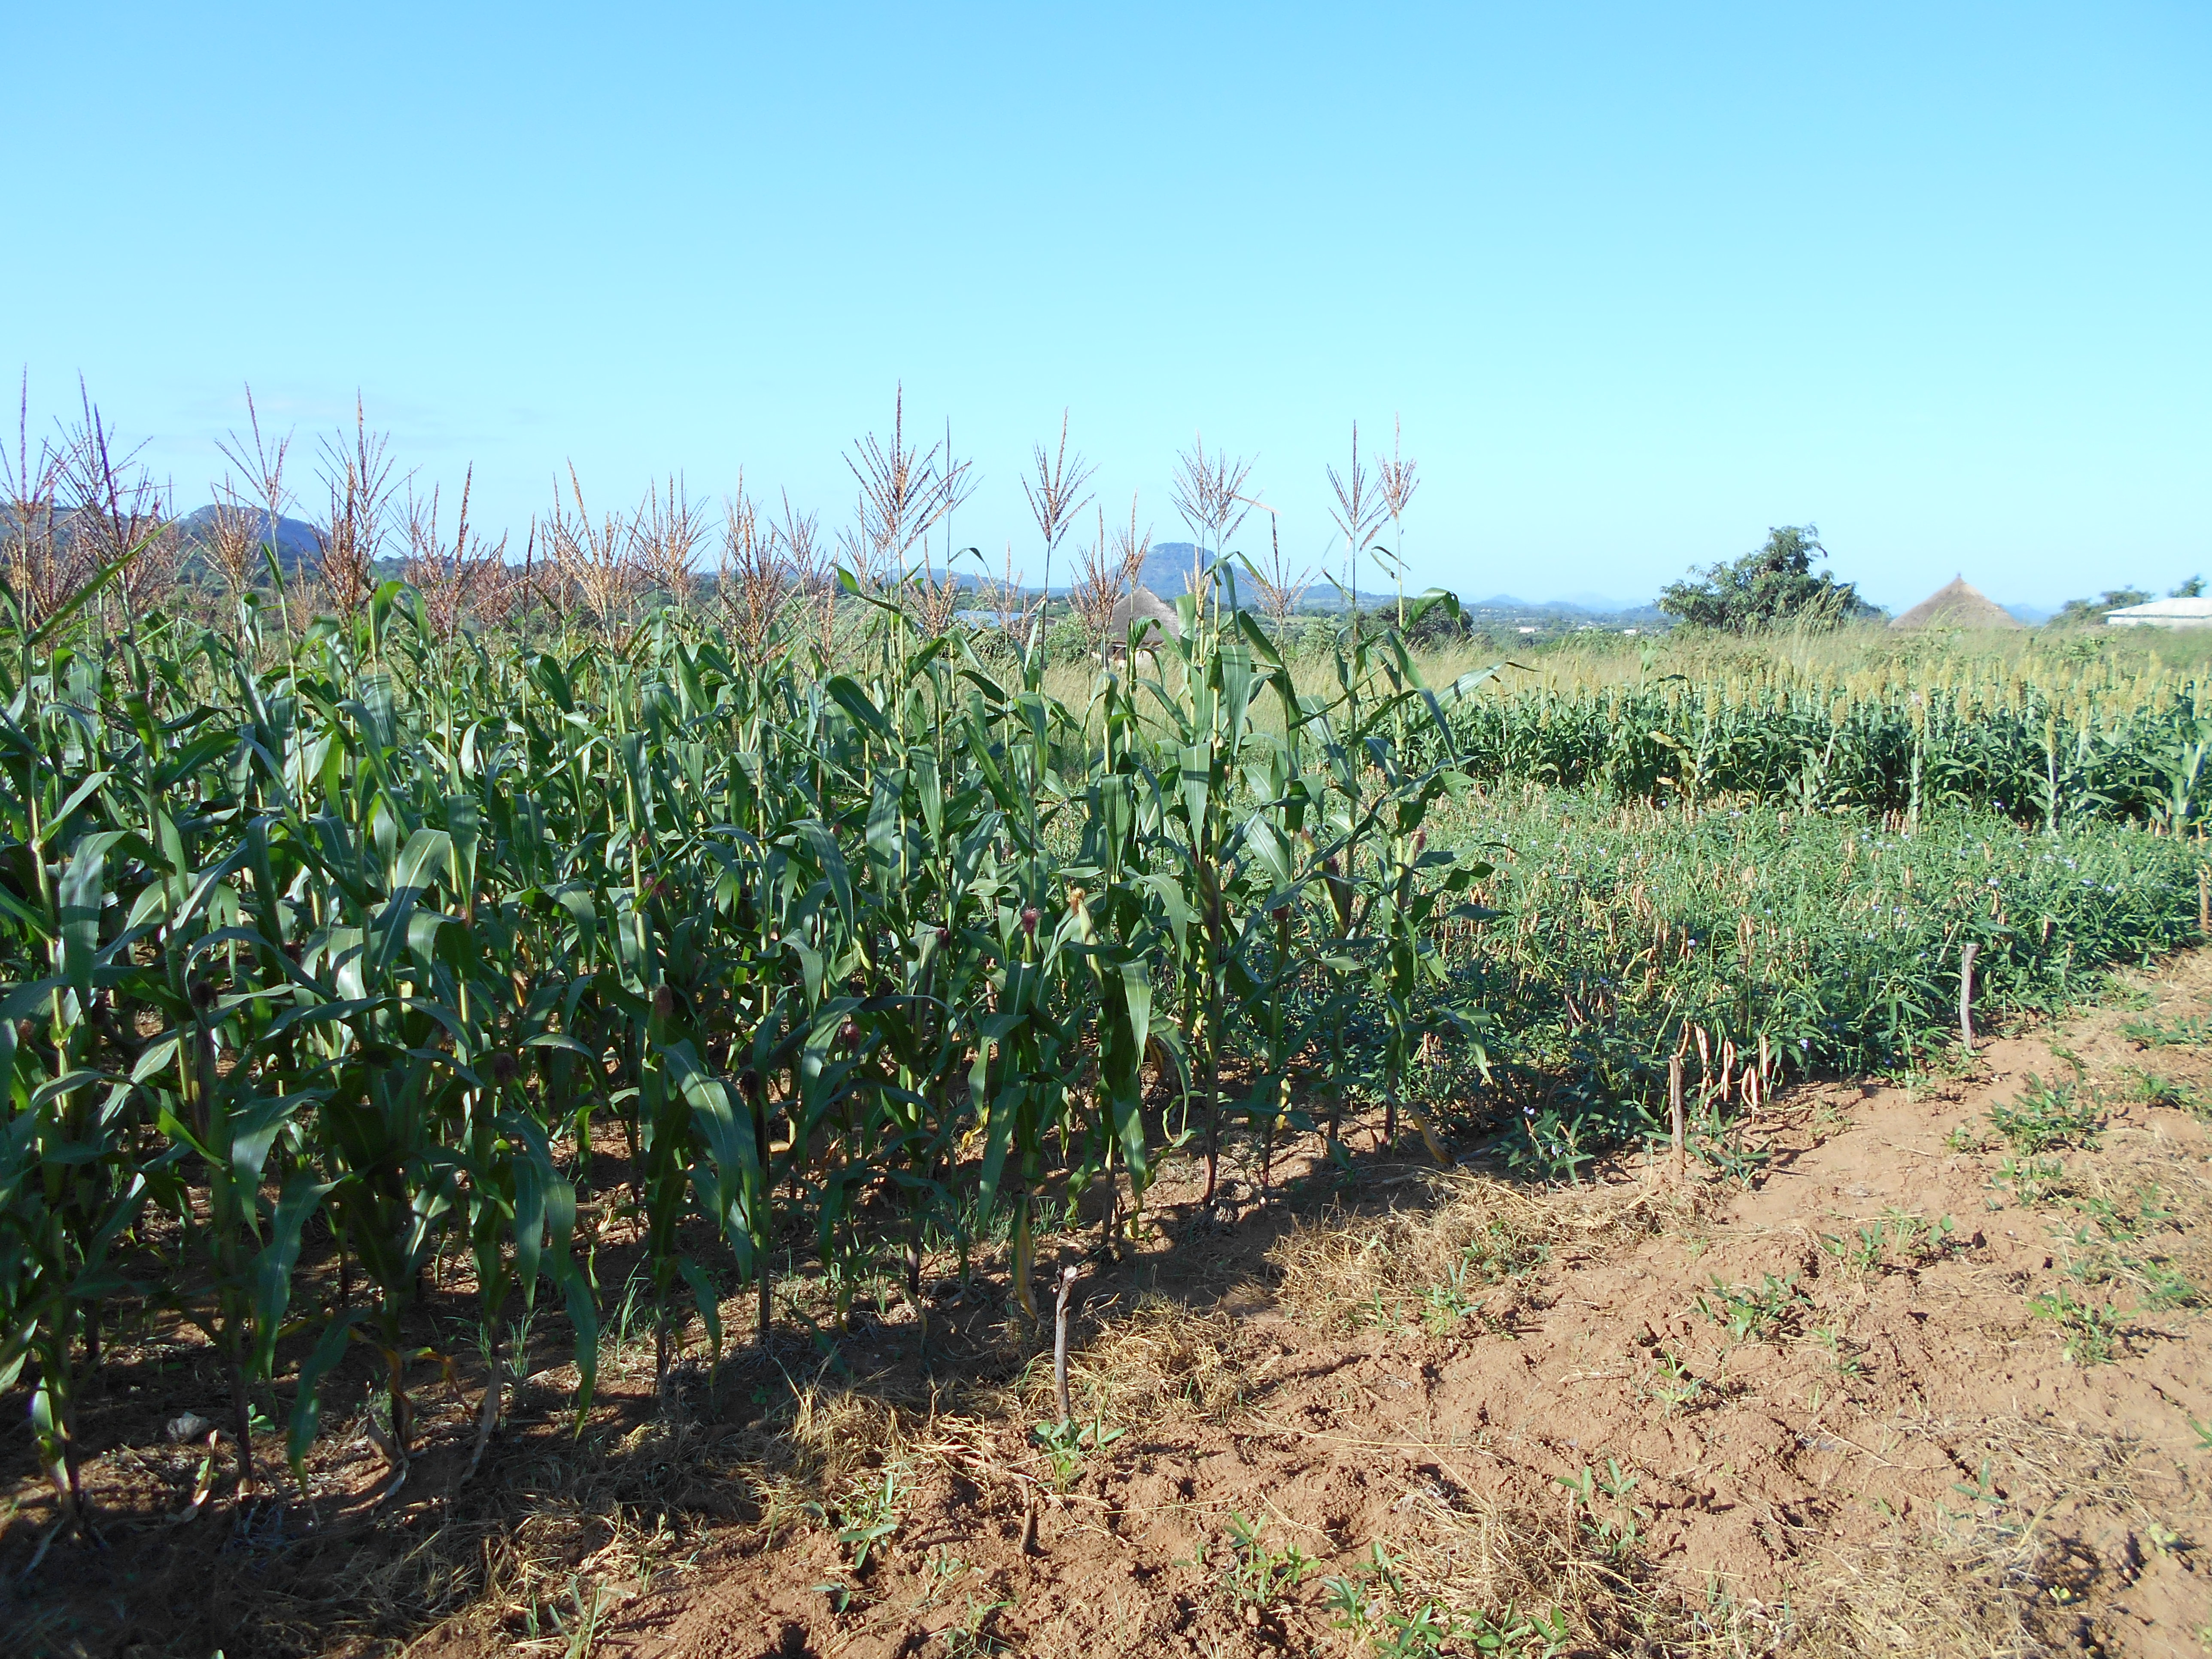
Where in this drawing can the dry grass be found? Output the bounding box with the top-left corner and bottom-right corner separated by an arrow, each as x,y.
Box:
1379,1485 -> 1781,1655
1060,1293 -> 1256,1425
321,1364 -> 930,1656
1376,1465 -> 2070,1659
1267,1169 -> 1693,1332
1781,1413 -> 2172,1659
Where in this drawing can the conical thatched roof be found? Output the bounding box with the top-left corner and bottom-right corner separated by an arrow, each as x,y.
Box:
1889,576 -> 2022,631
1109,584 -> 1182,641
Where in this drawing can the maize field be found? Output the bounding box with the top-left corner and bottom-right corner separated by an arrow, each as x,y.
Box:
1443,651 -> 2212,829
0,567 -> 1508,1523
1,557 -> 2203,1537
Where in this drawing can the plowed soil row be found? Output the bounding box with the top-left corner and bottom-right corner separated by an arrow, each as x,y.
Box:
12,958 -> 2212,1659
568,960 -> 2212,1659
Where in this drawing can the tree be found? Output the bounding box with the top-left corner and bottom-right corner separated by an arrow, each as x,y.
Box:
2173,575 -> 2205,599
2053,586 -> 2151,626
1657,525 -> 1873,633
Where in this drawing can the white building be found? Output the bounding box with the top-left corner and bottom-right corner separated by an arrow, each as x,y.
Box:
2105,597 -> 2212,629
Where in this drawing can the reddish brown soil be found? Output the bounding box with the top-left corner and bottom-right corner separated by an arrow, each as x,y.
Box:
567,963 -> 2212,1659
10,959 -> 2212,1658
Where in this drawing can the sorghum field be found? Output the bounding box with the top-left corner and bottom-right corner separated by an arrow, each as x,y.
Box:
4,454 -> 2211,1657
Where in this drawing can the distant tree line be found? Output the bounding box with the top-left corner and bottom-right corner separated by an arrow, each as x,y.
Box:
2051,576 -> 2201,626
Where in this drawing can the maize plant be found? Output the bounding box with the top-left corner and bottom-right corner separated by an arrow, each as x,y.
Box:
0,553 -> 1498,1515
1443,668 -> 2212,830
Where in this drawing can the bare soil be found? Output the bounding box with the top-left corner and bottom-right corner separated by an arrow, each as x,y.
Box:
10,957 -> 2212,1659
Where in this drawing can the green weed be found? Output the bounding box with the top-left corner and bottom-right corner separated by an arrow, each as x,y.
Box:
1420,1258 -> 1485,1332
1322,1543 -> 1569,1658
2120,1012 -> 2210,1048
1807,1325 -> 1864,1377
1946,1121 -> 1991,1153
1031,1413 -> 1125,1489
2130,1068 -> 2207,1115
2028,1289 -> 2125,1364
940,1595 -> 1015,1657
1814,1210 -> 1953,1276
1553,1458 -> 1649,1561
1644,1345 -> 1711,1413
1419,1227 -> 1549,1332
1206,1512 -> 1315,1612
1817,1226 -> 1885,1275
1988,1076 -> 2103,1154
1695,1273 -> 1809,1343
2134,1260 -> 2200,1311
807,1464 -> 908,1571
1995,1156 -> 2069,1206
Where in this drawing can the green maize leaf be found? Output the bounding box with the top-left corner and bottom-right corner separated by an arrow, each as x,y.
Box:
252,1173 -> 337,1376
678,1256 -> 724,1360
824,675 -> 890,741
56,835 -> 112,1000
0,978 -> 65,1022
288,1307 -> 365,1479
564,1264 -> 599,1427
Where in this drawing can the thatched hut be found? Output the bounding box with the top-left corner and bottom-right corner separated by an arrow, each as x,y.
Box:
1889,576 -> 2023,631
1108,585 -> 1182,644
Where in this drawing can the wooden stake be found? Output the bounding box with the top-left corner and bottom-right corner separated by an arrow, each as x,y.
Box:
1052,1265 -> 1079,1429
1959,940 -> 1979,1052
1669,1054 -> 1686,1182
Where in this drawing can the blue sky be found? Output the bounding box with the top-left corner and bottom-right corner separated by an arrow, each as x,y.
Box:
5,3 -> 2206,610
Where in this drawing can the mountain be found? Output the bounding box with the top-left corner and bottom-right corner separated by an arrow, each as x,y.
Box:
171,505 -> 324,571
1135,543 -> 1210,599
0,501 -> 327,580
1032,543 -> 1663,622
1465,592 -> 1667,625
1132,544 -> 1402,608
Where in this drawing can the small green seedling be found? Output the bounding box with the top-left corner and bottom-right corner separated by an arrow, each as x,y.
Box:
1818,1226 -> 1885,1275
2120,1012 -> 2209,1049
1323,1543 -> 1568,1657
2136,1260 -> 2199,1311
941,1595 -> 1015,1657
1946,1121 -> 1989,1153
1808,1324 -> 1863,1377
1210,1512 -> 1314,1611
2130,1069 -> 2200,1110
1988,1077 -> 2102,1155
1422,1258 -> 1485,1331
2029,1289 -> 2124,1365
1695,1273 -> 1808,1343
1032,1412 -> 1125,1489
919,1547 -> 969,1609
1994,1155 -> 2067,1206
1646,1346 -> 1708,1413
806,1463 -> 908,1571
1553,1458 -> 1648,1560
